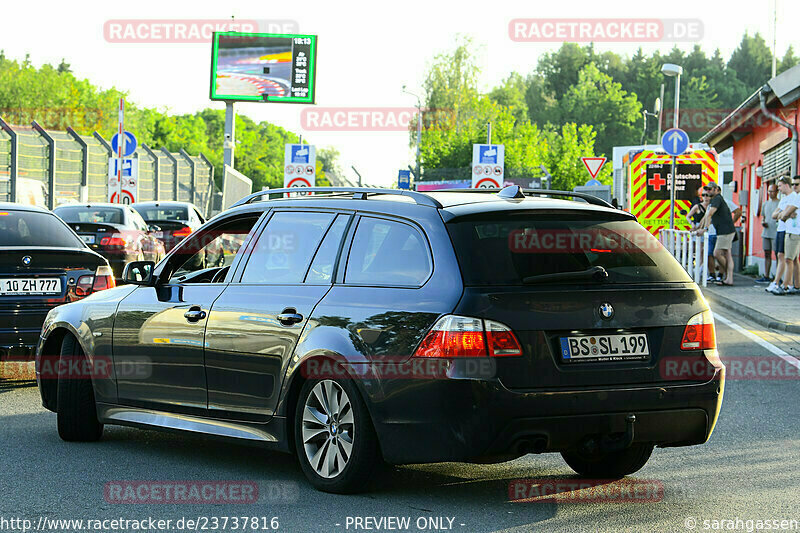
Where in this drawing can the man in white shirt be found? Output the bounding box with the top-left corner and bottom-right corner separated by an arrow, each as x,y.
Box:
767,177 -> 791,293
779,175 -> 800,294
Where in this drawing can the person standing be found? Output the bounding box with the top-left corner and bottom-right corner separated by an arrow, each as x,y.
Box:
756,183 -> 780,283
701,182 -> 736,286
778,176 -> 800,294
768,177 -> 794,295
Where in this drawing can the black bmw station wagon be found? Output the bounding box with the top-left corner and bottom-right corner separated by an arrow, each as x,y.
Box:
36,186 -> 725,493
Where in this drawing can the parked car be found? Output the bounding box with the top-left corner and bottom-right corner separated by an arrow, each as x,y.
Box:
36,186 -> 725,493
53,203 -> 165,279
131,201 -> 205,252
0,203 -> 114,361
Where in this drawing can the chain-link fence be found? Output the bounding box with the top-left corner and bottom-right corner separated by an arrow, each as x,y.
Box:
0,118 -> 216,217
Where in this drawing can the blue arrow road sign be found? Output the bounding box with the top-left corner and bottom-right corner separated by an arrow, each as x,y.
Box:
111,131 -> 137,157
661,128 -> 689,156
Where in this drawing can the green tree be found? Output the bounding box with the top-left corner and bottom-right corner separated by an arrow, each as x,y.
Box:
559,63 -> 641,157
727,32 -> 772,89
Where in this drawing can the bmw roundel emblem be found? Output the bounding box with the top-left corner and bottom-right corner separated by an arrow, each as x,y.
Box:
22,255 -> 32,266
599,302 -> 614,320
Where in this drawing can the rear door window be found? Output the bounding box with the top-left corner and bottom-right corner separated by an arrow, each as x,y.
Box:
344,217 -> 431,287
446,211 -> 691,285
305,214 -> 350,284
240,211 -> 335,284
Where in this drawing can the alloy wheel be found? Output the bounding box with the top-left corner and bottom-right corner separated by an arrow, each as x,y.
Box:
301,380 -> 355,479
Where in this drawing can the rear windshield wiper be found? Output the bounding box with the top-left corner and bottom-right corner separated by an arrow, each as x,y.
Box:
522,265 -> 608,284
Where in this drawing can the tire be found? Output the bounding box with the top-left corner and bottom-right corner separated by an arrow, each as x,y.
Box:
294,378 -> 379,494
56,335 -> 103,442
561,443 -> 654,478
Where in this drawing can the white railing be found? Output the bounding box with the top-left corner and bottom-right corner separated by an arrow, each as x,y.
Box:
659,229 -> 709,287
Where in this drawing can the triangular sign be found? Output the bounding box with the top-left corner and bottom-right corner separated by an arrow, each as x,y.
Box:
581,157 -> 606,179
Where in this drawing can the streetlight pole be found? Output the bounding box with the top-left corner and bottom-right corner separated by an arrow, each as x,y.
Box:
662,63 -> 683,230
402,86 -> 422,182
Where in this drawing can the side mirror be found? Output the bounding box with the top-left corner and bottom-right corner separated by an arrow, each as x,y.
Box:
122,260 -> 156,285
679,209 -> 687,215
148,224 -> 162,233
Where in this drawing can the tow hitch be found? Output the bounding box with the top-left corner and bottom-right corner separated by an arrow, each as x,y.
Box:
579,414 -> 636,455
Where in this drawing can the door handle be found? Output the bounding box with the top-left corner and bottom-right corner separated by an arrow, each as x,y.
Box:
184,306 -> 207,322
277,308 -> 303,326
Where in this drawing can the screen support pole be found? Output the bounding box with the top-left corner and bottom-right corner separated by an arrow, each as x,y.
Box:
224,101 -> 236,168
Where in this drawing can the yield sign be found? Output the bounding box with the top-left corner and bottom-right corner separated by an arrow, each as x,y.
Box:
581,157 -> 606,178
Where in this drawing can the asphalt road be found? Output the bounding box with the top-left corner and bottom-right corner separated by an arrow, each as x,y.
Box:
1,307 -> 799,533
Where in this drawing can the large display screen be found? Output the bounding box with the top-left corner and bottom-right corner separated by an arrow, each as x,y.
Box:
210,32 -> 316,103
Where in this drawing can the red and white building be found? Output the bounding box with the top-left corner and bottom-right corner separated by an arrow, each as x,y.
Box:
701,64 -> 800,275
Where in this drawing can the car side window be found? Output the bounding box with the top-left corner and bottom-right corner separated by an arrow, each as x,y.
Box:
166,215 -> 260,283
240,211 -> 335,284
305,214 -> 350,284
345,217 -> 431,287
130,210 -> 148,232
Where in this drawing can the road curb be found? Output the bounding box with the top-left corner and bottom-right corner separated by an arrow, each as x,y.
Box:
702,289 -> 800,334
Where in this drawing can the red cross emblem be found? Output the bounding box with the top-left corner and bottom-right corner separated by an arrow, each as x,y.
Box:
648,173 -> 666,191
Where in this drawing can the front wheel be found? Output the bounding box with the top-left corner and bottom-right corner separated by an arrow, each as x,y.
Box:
294,378 -> 379,493
56,335 -> 104,442
561,443 -> 654,478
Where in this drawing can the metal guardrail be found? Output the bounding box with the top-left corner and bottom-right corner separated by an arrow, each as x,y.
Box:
659,229 -> 710,287
0,117 -> 217,217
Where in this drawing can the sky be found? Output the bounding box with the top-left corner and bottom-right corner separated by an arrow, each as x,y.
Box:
3,0 -> 798,186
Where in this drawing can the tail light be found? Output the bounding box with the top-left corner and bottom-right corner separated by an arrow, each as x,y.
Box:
681,309 -> 716,350
414,315 -> 522,358
73,266 -> 116,299
100,233 -> 129,247
173,226 -> 192,238
92,265 -> 116,291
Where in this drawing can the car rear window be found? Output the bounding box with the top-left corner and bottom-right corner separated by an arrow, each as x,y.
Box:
133,206 -> 189,222
0,210 -> 83,248
55,206 -> 123,225
446,211 -> 691,285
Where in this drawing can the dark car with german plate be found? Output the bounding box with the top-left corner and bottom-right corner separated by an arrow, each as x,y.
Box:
1,203 -> 115,362
36,186 -> 725,493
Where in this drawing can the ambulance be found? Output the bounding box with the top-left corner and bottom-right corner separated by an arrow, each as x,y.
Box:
618,147 -> 718,235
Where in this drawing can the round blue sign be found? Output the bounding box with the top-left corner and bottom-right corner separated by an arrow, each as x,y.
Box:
661,128 -> 689,156
111,131 -> 138,157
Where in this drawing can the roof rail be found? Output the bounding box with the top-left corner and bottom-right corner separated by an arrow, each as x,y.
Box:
434,185 -> 614,209
230,187 -> 443,209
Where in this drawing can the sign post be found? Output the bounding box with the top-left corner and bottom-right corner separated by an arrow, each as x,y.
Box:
284,143 -> 316,195
661,127 -> 690,230
471,144 -> 504,188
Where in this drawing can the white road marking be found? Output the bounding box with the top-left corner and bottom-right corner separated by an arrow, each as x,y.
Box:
715,313 -> 800,371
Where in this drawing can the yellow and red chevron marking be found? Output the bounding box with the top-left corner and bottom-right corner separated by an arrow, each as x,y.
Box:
627,149 -> 717,235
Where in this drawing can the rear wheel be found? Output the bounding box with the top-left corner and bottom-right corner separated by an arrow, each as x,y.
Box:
56,335 -> 103,442
294,378 -> 379,493
561,443 -> 654,478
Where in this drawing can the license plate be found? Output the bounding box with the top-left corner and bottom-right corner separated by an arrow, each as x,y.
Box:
559,333 -> 649,362
0,277 -> 62,296
79,234 -> 95,244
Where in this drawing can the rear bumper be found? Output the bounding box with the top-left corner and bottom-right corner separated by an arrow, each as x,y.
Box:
365,368 -> 724,464
0,331 -> 44,361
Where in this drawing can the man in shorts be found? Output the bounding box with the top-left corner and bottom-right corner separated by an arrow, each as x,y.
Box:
756,183 -> 779,283
768,177 -> 796,295
778,176 -> 800,294
701,182 -> 736,286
